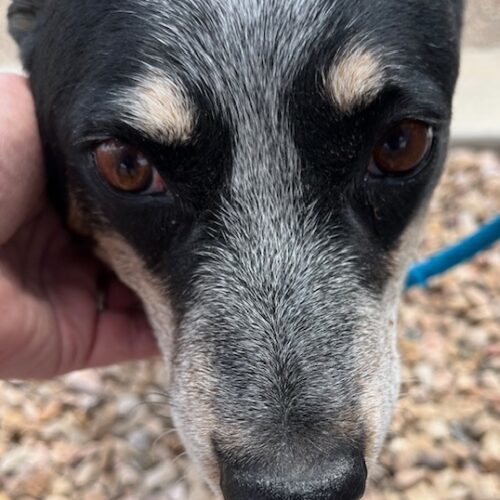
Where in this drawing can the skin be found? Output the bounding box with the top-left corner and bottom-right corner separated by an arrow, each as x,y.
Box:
0,73 -> 159,379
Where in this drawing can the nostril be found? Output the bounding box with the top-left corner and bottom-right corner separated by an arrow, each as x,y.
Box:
220,448 -> 367,500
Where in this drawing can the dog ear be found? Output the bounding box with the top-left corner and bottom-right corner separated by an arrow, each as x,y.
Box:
8,0 -> 45,70
450,0 -> 464,25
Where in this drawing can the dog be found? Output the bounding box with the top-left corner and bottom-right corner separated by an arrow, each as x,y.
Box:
8,1 -> 463,498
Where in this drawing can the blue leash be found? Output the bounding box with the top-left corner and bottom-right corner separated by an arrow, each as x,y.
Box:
405,215 -> 500,289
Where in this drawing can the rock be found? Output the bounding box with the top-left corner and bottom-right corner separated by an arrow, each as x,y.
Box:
91,405 -> 118,438
165,482 -> 187,500
474,473 -> 500,499
117,395 -> 141,416
39,400 -> 63,422
82,488 -> 108,500
143,462 -> 178,493
50,442 -> 81,466
50,477 -> 73,496
427,419 -> 451,441
467,415 -> 498,440
432,371 -> 454,395
404,482 -> 434,500
413,363 -> 434,387
116,463 -> 141,486
2,408 -> 35,435
444,441 -> 472,464
128,429 -> 152,452
416,450 -> 448,471
479,430 -> 500,472
393,468 -> 427,490
64,370 -> 103,394
9,467 -> 52,497
74,461 -> 101,488
480,370 -> 500,390
0,446 -> 45,474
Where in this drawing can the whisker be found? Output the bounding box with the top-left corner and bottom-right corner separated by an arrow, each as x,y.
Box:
119,399 -> 170,419
172,450 -> 189,467
152,427 -> 180,453
145,390 -> 172,402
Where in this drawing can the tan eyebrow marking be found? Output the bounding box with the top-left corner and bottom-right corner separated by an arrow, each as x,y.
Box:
325,45 -> 385,113
115,70 -> 195,143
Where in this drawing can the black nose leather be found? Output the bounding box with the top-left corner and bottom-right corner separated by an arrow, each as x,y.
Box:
220,448 -> 367,500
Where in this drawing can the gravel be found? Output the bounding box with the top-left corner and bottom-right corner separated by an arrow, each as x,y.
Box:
1,148 -> 499,499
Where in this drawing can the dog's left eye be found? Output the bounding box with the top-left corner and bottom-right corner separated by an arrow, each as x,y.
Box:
369,120 -> 433,176
95,139 -> 166,194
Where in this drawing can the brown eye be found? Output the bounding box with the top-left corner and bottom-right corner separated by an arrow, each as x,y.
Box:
371,120 -> 433,175
95,139 -> 165,193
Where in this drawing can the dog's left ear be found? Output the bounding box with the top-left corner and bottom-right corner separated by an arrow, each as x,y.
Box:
450,0 -> 465,27
8,0 -> 46,70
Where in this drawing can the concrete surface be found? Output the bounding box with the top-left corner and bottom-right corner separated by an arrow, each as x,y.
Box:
452,46 -> 500,148
0,0 -> 499,147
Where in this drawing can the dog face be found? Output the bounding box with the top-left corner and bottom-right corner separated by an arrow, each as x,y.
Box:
10,0 -> 463,498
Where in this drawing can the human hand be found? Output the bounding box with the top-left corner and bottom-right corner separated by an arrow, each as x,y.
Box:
0,74 -> 159,379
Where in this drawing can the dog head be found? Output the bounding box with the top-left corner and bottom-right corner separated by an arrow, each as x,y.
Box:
10,0 -> 463,498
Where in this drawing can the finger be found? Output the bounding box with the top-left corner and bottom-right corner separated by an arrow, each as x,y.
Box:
0,73 -> 44,245
83,310 -> 160,369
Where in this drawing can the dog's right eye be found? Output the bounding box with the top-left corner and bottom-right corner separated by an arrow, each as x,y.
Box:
94,139 -> 166,194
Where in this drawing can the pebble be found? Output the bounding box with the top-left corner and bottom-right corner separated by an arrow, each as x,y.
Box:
82,489 -> 108,500
413,363 -> 434,387
427,419 -> 451,441
479,430 -> 500,472
416,450 -> 448,471
117,395 -> 141,416
467,415 -> 498,440
166,483 -> 188,500
74,461 -> 101,488
39,400 -> 63,422
50,477 -> 73,496
116,463 -> 141,486
404,482 -> 434,500
64,370 -> 104,394
128,429 -> 152,452
143,462 -> 179,493
0,446 -> 45,474
8,467 -> 52,497
480,370 -> 500,390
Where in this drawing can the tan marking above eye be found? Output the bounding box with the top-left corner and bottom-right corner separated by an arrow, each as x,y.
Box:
95,139 -> 163,193
371,120 -> 433,175
115,72 -> 195,144
326,46 -> 385,113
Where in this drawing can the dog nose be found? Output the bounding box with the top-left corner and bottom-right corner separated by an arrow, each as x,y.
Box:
220,447 -> 367,500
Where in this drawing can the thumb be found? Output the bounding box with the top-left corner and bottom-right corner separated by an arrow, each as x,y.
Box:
0,73 -> 45,245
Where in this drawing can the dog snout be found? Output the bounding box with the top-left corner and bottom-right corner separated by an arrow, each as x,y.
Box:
220,445 -> 367,500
